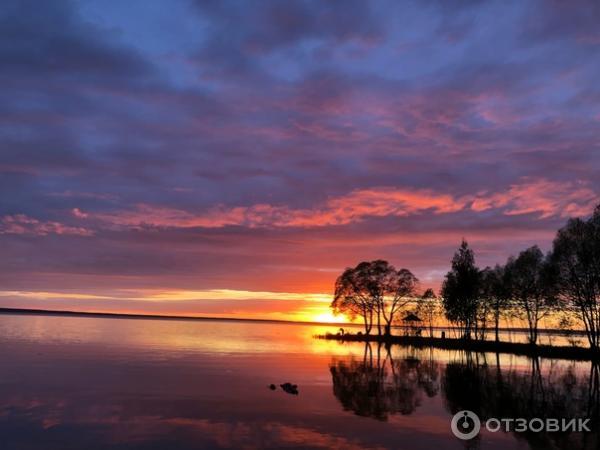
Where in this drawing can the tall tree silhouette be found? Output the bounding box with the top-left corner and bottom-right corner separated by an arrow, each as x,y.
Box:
441,240 -> 481,339
480,264 -> 511,342
505,246 -> 557,345
417,288 -> 440,338
381,266 -> 418,337
331,262 -> 377,335
552,204 -> 600,351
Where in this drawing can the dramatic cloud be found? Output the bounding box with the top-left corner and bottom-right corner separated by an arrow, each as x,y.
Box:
471,178 -> 598,218
0,0 -> 599,319
78,178 -> 596,230
83,188 -> 469,229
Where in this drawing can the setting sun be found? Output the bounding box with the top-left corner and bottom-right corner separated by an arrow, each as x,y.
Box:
310,311 -> 348,324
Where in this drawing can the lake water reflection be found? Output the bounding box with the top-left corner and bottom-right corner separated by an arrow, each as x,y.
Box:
0,314 -> 597,449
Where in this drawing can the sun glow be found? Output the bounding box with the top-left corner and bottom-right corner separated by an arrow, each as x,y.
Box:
129,289 -> 332,303
0,288 -> 346,324
310,311 -> 348,324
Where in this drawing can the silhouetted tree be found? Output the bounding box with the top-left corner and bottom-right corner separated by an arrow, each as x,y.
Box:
417,288 -> 439,338
505,246 -> 557,345
331,262 -> 377,335
441,240 -> 481,339
381,266 -> 419,337
551,205 -> 600,351
480,265 -> 511,342
331,260 -> 418,337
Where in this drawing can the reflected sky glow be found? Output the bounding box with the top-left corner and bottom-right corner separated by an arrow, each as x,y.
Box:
1,314 -> 596,449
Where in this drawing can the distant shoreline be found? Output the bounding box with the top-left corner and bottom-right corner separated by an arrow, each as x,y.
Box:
319,333 -> 598,361
0,307 -> 350,327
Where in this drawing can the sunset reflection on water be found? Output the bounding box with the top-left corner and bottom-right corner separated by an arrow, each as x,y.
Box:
0,313 -> 596,449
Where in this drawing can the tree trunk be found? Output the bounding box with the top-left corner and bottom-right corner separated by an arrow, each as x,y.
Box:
384,322 -> 391,337
494,308 -> 500,342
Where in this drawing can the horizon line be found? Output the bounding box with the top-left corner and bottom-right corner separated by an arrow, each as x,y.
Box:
0,307 -> 356,327
0,307 -> 588,335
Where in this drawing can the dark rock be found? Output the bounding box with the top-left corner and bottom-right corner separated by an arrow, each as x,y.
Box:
280,382 -> 299,395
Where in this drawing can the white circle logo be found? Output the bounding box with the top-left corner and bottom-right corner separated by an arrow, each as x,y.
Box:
451,410 -> 481,440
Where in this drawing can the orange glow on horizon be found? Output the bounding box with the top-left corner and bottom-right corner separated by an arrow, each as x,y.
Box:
0,288 -> 352,324
301,311 -> 348,324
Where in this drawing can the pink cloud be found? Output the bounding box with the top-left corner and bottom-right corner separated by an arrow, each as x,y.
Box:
470,178 -> 597,218
92,204 -> 249,228
71,208 -> 88,218
78,178 -> 597,231
0,214 -> 94,236
86,187 -> 470,230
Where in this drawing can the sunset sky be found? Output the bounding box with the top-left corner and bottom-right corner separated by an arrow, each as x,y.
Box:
1,0 -> 599,322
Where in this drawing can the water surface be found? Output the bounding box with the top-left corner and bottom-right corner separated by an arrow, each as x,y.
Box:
0,314 -> 597,449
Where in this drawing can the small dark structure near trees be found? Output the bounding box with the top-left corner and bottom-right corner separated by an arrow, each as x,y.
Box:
402,312 -> 423,336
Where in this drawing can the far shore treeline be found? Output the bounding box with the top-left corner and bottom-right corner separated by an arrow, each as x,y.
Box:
330,204 -> 600,351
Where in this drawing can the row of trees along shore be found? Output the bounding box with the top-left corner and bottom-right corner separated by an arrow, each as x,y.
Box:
330,204 -> 600,351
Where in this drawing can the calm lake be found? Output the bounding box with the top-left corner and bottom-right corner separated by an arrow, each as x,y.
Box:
0,313 -> 597,449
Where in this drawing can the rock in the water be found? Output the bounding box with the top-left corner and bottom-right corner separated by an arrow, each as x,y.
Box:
280,382 -> 299,395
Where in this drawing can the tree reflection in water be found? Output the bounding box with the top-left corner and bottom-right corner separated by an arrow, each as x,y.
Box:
330,344 -> 599,449
330,343 -> 440,421
444,357 -> 599,449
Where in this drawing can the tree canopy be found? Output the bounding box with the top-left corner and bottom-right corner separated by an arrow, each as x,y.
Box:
551,205 -> 600,350
504,246 -> 557,345
441,240 -> 481,339
329,203 -> 600,350
331,260 -> 418,336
